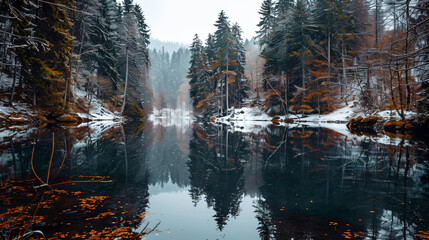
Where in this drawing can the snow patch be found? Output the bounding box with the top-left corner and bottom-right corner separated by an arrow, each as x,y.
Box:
72,84 -> 122,122
149,108 -> 194,127
216,107 -> 272,123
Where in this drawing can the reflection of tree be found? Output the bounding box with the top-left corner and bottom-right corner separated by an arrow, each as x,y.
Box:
0,124 -> 153,239
255,127 -> 429,239
188,123 -> 250,230
146,124 -> 190,187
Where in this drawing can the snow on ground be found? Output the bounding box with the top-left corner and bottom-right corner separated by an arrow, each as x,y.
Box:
149,108 -> 194,127
0,102 -> 38,118
221,120 -> 273,134
216,107 -> 272,122
296,102 -> 360,123
375,109 -> 417,120
213,103 -> 415,146
73,85 -> 122,121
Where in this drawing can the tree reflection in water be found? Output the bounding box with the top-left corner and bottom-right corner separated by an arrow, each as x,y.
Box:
188,123 -> 429,239
0,123 -> 155,239
0,122 -> 428,239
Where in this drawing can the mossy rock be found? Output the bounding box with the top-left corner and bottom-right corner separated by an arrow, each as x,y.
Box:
57,115 -> 78,122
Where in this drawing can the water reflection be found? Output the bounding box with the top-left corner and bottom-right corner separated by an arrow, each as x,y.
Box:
0,121 -> 428,239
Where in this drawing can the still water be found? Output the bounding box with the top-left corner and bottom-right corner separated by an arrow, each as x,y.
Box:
0,120 -> 428,239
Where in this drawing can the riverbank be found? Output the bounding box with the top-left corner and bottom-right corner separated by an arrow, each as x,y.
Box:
213,103 -> 429,144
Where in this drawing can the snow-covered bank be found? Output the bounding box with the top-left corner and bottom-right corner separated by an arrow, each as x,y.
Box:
213,104 -> 420,146
215,102 -> 418,124
73,85 -> 123,122
149,108 -> 194,127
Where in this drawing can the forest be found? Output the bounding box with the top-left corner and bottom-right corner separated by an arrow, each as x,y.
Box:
1,0 -> 429,239
189,0 -> 429,136
0,0 -> 151,121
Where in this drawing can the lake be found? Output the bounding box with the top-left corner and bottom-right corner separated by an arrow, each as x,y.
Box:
1,120 -> 428,239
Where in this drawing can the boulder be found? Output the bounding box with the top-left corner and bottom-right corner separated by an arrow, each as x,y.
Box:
384,119 -> 397,131
57,115 -> 78,122
35,115 -> 48,123
272,116 -> 280,124
283,118 -> 295,124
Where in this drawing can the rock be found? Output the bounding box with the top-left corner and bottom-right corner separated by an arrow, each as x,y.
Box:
347,115 -> 380,135
283,118 -> 295,124
384,119 -> 397,132
57,115 -> 78,122
361,116 -> 380,125
355,116 -> 363,123
36,115 -> 48,123
384,119 -> 415,132
7,117 -> 27,124
272,116 -> 280,124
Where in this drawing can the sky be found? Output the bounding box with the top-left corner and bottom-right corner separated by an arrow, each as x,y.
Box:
135,0 -> 262,44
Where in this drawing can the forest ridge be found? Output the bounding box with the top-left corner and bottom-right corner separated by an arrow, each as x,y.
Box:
188,0 -> 429,129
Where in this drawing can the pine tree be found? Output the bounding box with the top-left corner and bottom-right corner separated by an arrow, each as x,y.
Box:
27,0 -> 73,109
117,0 -> 151,118
231,23 -> 249,104
205,34 -> 216,67
123,0 -> 134,14
188,34 -> 212,109
275,0 -> 294,15
413,0 -> 429,115
82,0 -> 119,86
256,0 -> 275,48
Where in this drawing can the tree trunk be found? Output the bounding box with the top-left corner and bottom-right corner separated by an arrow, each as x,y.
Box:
226,52 -> 229,113
33,86 -> 37,106
10,58 -> 17,106
121,46 -> 129,115
405,0 -> 411,111
327,34 -> 331,109
342,45 -> 347,100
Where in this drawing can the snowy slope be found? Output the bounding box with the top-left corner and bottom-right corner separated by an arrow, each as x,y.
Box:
73,85 -> 122,121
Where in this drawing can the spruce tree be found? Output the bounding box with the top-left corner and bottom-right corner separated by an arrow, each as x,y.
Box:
256,0 -> 275,48
188,34 -> 212,109
27,0 -> 73,109
205,34 -> 216,67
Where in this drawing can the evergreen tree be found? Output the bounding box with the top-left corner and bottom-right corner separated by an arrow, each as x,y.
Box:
256,0 -> 275,48
188,34 -> 212,109
212,11 -> 249,113
123,0 -> 134,14
82,0 -> 119,86
25,0 -> 73,109
205,34 -> 216,67
275,0 -> 294,15
117,0 -> 151,118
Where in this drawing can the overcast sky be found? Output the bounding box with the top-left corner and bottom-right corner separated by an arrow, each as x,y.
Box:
135,0 -> 262,44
